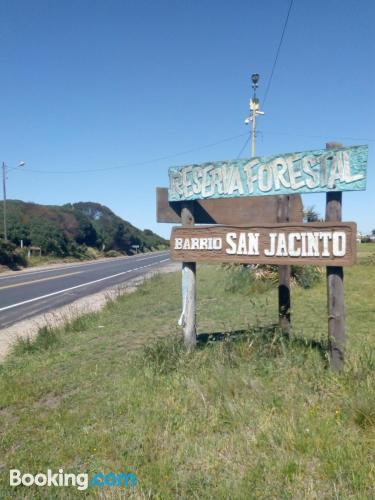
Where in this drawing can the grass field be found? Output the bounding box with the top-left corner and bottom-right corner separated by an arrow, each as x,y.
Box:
0,244 -> 374,498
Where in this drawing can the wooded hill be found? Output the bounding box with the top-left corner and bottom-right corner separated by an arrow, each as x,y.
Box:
0,200 -> 168,258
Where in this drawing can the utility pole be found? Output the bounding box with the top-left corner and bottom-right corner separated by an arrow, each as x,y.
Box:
245,74 -> 290,332
2,161 -> 26,242
245,73 -> 264,158
2,162 -> 7,241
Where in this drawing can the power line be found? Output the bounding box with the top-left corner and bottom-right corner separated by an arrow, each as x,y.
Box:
8,132 -> 246,175
235,133 -> 251,159
9,129 -> 372,176
235,129 -> 373,160
238,2 -> 293,158
262,0 -> 294,108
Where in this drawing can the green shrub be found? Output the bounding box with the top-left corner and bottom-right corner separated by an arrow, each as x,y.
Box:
105,249 -> 121,258
12,326 -> 60,355
85,246 -> 100,259
223,264 -> 254,293
63,313 -> 98,333
222,263 -> 322,295
223,264 -> 277,295
13,248 -> 28,267
291,265 -> 323,288
0,240 -> 28,269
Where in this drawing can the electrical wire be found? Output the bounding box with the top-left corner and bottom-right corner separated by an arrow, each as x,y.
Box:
8,129 -> 373,176
235,133 -> 251,159
8,132 -> 246,174
262,0 -> 294,108
237,1 -> 294,159
234,129 -> 373,161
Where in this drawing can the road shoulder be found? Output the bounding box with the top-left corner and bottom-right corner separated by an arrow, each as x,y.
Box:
0,261 -> 179,362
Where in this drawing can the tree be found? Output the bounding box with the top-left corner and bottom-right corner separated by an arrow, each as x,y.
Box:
304,206 -> 321,223
114,223 -> 132,252
75,221 -> 98,247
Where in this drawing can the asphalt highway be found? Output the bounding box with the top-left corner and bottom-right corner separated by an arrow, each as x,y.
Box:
0,251 -> 171,329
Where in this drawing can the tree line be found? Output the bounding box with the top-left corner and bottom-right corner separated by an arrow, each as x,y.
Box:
0,200 -> 168,267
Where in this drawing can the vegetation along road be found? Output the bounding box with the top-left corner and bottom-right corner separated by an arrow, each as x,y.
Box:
0,251 -> 170,329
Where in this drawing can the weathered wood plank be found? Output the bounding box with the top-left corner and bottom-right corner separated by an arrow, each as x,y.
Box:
168,145 -> 368,201
170,222 -> 357,266
277,196 -> 291,332
326,143 -> 345,370
157,187 -> 303,224
180,202 -> 196,350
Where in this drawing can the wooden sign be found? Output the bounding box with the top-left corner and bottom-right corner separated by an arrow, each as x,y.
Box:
170,222 -> 357,266
157,187 -> 303,224
168,145 -> 368,201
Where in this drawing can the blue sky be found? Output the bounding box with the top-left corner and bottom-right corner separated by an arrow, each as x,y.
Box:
0,0 -> 374,238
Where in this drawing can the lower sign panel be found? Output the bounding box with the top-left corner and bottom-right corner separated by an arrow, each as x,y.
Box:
157,187 -> 303,224
170,222 -> 357,266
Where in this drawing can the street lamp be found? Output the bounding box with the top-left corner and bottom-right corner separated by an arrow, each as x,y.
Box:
2,161 -> 26,242
251,73 -> 259,88
244,73 -> 265,158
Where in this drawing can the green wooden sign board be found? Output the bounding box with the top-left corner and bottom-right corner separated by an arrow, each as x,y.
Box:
168,144 -> 368,202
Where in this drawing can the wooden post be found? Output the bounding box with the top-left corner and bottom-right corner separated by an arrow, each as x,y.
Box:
278,195 -> 291,332
180,202 -> 196,350
326,142 -> 345,370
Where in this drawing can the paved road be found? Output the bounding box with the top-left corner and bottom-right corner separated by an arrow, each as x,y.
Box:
0,251 -> 170,329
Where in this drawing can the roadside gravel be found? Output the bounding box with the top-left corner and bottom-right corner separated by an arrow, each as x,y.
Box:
0,261 -> 179,362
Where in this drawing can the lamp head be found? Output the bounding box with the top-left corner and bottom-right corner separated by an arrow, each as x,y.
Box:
251,73 -> 259,86
18,161 -> 26,167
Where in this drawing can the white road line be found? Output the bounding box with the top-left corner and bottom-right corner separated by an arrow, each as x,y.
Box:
0,252 -> 169,281
0,271 -> 82,290
0,258 -> 170,312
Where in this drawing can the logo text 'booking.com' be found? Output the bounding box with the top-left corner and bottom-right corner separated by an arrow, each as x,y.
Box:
10,469 -> 137,491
